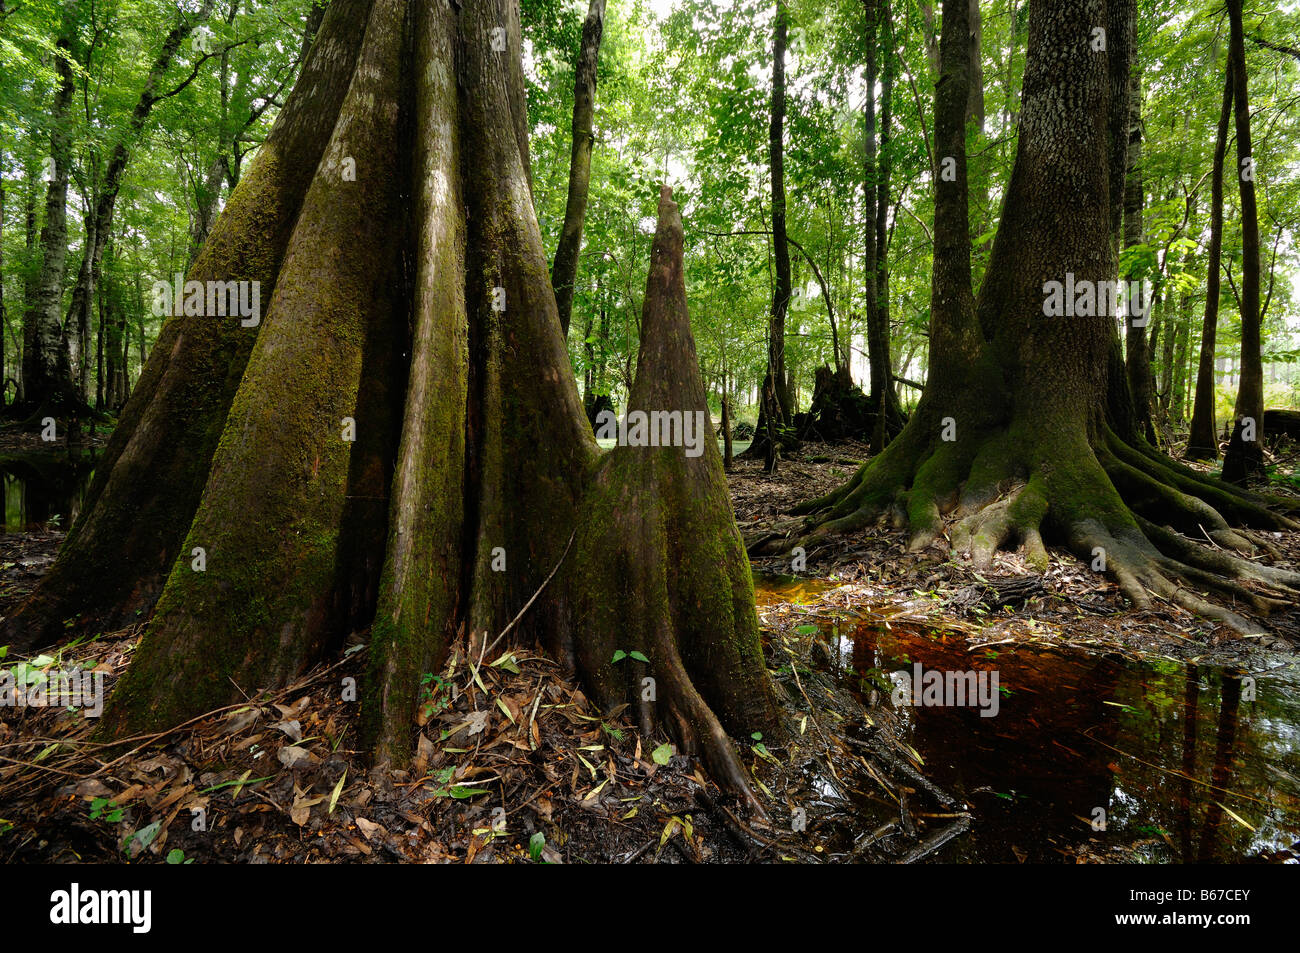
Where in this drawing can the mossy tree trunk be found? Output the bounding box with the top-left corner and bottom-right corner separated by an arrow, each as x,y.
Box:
1,0 -> 375,653
761,0 -> 1300,635
1,0 -> 777,799
561,188 -> 779,804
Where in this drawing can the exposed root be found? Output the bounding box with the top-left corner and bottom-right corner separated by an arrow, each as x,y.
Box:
775,422 -> 1300,637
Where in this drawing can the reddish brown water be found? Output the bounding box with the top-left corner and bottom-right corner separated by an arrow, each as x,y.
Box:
756,573 -> 1300,863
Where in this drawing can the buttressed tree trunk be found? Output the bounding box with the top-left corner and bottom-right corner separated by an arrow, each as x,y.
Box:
10,0 -> 778,799
1,0 -> 375,653
551,0 -> 606,338
761,0 -> 1300,636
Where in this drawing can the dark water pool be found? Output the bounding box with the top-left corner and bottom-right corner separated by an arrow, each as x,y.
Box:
756,573 -> 1300,863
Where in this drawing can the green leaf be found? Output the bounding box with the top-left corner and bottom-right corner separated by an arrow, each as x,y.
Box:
529,831 -> 546,861
628,650 -> 649,663
126,820 -> 162,855
651,743 -> 673,766
794,624 -> 819,635
328,770 -> 347,815
449,785 -> 489,799
611,650 -> 628,664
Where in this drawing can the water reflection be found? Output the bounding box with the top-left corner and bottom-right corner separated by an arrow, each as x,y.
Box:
755,574 -> 1300,862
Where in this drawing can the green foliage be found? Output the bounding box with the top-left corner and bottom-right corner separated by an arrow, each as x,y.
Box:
89,796 -> 123,823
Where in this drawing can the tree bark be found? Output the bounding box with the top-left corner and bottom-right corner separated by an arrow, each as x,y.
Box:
871,0 -> 905,448
1187,60 -> 1233,460
100,0 -> 410,729
760,2 -> 794,445
551,0 -> 606,338
767,0 -> 1300,637
1121,64 -> 1155,443
73,0 -> 776,802
2,0 -> 375,652
1221,0 -> 1264,485
18,31 -> 77,420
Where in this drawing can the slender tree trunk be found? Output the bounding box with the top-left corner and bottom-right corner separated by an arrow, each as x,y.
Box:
1171,291 -> 1192,422
862,0 -> 884,419
1122,66 -> 1155,442
767,2 -> 793,424
68,208 -> 97,403
1221,0 -> 1264,484
95,251 -> 106,411
551,0 -> 606,337
188,154 -> 229,267
0,148 -> 5,407
1187,61 -> 1233,460
871,0 -> 905,447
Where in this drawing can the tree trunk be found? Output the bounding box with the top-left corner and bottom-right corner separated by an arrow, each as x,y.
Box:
767,0 -> 1300,637
1186,60 -> 1233,460
188,154 -> 230,267
20,0 -> 781,803
870,0 -> 905,448
1171,290 -> 1192,422
19,174 -> 38,403
742,2 -> 797,465
0,147 -> 5,407
2,0 -> 375,652
62,0 -> 220,420
1106,0 -> 1135,247
17,32 -> 77,420
1122,66 -> 1155,442
764,3 -> 793,433
1221,0 -> 1264,485
551,0 -> 606,338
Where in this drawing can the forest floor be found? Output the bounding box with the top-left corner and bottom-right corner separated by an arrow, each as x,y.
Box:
1,437 -> 1298,863
736,438 -> 1300,662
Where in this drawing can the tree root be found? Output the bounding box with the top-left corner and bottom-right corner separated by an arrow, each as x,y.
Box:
769,418 -> 1300,636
